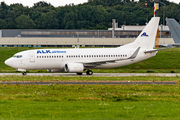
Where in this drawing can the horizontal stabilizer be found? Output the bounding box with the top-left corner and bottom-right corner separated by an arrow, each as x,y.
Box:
144,48 -> 169,53
167,43 -> 180,47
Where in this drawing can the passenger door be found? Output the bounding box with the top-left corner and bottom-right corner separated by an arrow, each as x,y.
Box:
29,52 -> 35,62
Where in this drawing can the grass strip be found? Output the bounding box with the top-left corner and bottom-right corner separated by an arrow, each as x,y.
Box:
0,84 -> 180,119
1,100 -> 180,119
1,75 -> 180,81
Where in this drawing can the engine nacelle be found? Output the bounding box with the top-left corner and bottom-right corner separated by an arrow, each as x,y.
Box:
65,63 -> 84,73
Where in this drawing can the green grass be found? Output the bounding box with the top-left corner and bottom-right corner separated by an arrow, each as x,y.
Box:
1,100 -> 180,119
1,75 -> 180,81
0,84 -> 180,119
1,47 -> 180,73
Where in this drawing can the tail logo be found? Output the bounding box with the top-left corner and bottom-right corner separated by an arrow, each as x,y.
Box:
141,32 -> 149,37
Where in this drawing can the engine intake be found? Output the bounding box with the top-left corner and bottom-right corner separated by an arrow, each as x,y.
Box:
65,63 -> 84,73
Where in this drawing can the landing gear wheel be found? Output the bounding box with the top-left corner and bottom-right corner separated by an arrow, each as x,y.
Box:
22,72 -> 27,76
77,73 -> 83,75
86,70 -> 93,75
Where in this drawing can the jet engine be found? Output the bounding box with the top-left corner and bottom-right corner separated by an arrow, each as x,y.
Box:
65,63 -> 84,73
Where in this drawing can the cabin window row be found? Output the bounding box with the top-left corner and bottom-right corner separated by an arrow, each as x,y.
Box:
37,56 -> 63,58
37,54 -> 128,59
66,55 -> 127,58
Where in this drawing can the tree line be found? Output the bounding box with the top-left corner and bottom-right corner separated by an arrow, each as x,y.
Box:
0,0 -> 179,29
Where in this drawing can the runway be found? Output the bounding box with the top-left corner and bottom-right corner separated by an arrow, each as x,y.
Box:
0,73 -> 179,85
1,73 -> 180,77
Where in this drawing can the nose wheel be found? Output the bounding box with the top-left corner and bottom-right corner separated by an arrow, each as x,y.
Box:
86,70 -> 93,75
22,72 -> 27,75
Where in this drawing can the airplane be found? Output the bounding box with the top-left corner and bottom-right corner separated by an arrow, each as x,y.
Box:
5,17 -> 162,76
165,18 -> 180,47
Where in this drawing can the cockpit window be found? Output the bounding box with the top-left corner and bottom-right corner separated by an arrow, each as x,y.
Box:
13,55 -> 22,58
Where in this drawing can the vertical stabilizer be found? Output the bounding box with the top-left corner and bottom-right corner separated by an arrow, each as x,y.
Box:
166,18 -> 180,43
123,17 -> 160,50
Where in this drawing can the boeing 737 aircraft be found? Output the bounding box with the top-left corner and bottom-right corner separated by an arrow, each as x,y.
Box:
166,18 -> 180,47
5,17 -> 161,75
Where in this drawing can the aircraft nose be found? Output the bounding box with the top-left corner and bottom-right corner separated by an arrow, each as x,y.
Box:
5,59 -> 12,67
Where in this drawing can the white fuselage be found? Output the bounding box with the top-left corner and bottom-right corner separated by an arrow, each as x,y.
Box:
5,47 -> 157,72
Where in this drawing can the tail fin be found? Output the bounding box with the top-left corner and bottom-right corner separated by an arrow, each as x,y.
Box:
123,17 -> 160,49
166,18 -> 180,43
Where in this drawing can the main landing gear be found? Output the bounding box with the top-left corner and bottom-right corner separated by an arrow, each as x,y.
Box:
86,70 -> 93,75
76,69 -> 93,76
22,72 -> 27,75
76,73 -> 83,75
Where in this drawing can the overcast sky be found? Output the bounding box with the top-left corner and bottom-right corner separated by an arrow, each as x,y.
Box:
0,0 -> 179,7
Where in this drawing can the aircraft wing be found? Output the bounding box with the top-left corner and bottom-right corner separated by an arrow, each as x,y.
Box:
82,47 -> 140,67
